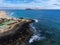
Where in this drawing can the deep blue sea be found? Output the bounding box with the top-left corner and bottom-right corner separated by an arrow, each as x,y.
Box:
4,10 -> 60,45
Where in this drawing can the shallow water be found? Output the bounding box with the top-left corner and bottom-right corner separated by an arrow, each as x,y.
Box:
3,9 -> 60,45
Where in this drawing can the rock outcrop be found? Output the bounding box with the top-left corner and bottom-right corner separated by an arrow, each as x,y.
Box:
0,11 -> 34,45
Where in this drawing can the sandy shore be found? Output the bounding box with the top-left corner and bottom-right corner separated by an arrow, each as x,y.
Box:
0,11 -> 11,19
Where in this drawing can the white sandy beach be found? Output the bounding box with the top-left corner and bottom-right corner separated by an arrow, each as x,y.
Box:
0,11 -> 11,19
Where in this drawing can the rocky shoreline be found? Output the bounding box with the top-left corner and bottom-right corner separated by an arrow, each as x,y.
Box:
0,18 -> 35,45
0,11 -> 35,45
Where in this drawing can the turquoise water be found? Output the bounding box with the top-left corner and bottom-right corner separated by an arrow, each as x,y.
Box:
6,10 -> 60,45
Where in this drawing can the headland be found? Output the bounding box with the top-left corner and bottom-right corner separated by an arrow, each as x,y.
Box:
0,11 -> 34,45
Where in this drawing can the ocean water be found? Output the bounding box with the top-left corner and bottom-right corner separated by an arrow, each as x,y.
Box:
5,10 -> 60,45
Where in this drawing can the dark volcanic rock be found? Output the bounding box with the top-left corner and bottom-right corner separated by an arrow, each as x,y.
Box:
0,18 -> 34,45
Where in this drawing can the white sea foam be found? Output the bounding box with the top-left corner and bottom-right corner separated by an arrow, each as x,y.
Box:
29,35 -> 45,43
10,12 -> 14,16
34,19 -> 39,23
10,12 -> 14,18
29,22 -> 45,43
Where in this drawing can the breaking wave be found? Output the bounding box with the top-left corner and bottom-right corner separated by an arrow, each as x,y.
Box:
29,19 -> 45,43
34,19 -> 39,23
7,12 -> 15,18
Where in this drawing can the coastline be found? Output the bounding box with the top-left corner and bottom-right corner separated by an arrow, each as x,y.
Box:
0,11 -> 11,19
0,11 -> 35,45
